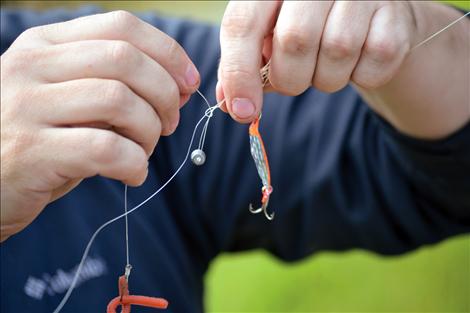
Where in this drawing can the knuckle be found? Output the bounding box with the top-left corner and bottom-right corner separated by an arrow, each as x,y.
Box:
14,87 -> 38,111
15,131 -> 35,151
364,37 -> 401,64
1,52 -> 21,75
221,61 -> 254,83
17,26 -> 42,41
321,34 -> 358,60
1,49 -> 35,75
276,29 -> 314,56
221,13 -> 256,38
106,10 -> 139,33
4,130 -> 36,160
164,37 -> 183,62
107,41 -> 137,65
101,81 -> 130,116
90,132 -> 121,163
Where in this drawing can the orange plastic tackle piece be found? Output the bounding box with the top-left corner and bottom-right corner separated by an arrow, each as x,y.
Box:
248,115 -> 274,220
249,117 -> 271,184
107,276 -> 168,313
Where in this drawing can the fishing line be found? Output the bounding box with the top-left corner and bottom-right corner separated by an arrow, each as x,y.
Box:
412,11 -> 469,50
196,89 -> 213,151
121,89 -> 215,281
52,9 -> 468,312
124,184 -> 131,280
52,93 -> 221,313
190,89 -> 215,165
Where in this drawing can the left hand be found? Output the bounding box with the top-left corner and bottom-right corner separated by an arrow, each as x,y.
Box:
217,1 -> 417,123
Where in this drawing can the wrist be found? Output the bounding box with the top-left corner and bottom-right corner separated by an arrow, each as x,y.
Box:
356,2 -> 469,140
411,1 -> 467,51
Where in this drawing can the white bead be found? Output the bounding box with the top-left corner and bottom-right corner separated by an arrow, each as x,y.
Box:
191,149 -> 206,166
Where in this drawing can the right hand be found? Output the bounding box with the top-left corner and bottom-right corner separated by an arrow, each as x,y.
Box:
0,11 -> 200,242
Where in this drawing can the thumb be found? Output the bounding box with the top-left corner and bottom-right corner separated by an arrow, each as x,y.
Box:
50,178 -> 82,202
218,1 -> 279,123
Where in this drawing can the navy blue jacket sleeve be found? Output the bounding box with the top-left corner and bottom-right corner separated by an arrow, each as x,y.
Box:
1,6 -> 469,265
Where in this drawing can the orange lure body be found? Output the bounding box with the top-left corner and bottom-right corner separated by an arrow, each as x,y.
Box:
248,115 -> 274,220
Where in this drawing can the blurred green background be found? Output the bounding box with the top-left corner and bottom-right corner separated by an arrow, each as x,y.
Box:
2,1 -> 469,312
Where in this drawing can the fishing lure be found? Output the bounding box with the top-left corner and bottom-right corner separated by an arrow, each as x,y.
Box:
248,62 -> 275,220
107,275 -> 168,313
248,114 -> 274,220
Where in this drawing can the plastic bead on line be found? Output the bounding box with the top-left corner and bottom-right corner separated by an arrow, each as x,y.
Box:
190,89 -> 221,166
191,149 -> 206,166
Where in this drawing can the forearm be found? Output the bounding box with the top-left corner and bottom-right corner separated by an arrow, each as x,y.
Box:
357,2 -> 469,140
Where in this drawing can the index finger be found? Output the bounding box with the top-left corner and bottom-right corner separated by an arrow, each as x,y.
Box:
219,1 -> 279,123
18,10 -> 200,95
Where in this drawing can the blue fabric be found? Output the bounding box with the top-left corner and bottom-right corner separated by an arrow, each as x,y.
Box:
1,6 -> 469,313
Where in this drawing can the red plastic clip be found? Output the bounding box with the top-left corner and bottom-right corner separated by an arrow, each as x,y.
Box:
107,276 -> 168,313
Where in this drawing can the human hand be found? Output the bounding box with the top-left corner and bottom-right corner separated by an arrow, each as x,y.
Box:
218,1 -> 416,123
0,11 -> 200,241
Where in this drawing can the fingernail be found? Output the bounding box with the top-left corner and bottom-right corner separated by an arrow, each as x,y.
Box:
232,98 -> 255,119
185,64 -> 199,87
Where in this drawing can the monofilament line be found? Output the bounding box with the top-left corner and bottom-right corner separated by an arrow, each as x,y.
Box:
124,184 -> 131,280
412,11 -> 469,50
52,97 -> 221,313
195,89 -> 214,151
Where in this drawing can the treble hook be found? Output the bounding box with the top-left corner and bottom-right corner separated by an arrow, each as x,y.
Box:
249,200 -> 275,220
249,186 -> 274,220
